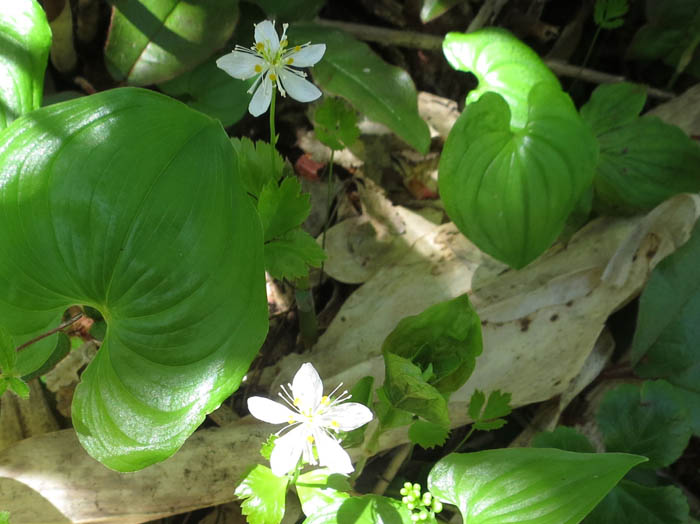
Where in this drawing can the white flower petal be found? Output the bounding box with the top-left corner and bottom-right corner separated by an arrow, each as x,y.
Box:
270,424 -> 307,476
292,362 -> 323,409
255,20 -> 280,54
248,74 -> 273,116
321,402 -> 373,431
216,51 -> 265,80
247,396 -> 295,424
286,43 -> 326,67
315,430 -> 354,474
279,69 -> 322,103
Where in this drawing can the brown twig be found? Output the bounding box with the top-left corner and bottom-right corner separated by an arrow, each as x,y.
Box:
15,312 -> 84,353
314,18 -> 676,100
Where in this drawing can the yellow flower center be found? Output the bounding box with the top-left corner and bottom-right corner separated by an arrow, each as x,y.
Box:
286,57 -> 294,65
254,64 -> 263,73
269,73 -> 277,82
307,434 -> 315,443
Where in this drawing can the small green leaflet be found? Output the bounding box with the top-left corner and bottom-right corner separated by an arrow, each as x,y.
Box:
302,494 -> 413,524
296,468 -> 350,518
594,0 -> 629,29
231,137 -> 286,198
235,465 -> 289,524
596,380 -> 692,469
313,98 -> 360,151
0,326 -> 29,398
260,434 -> 278,460
408,420 -> 450,449
468,390 -> 512,431
0,511 -> 9,524
6,377 -> 30,398
583,480 -> 689,524
382,353 -> 450,427
532,426 -> 596,453
258,177 -> 312,242
264,229 -> 326,280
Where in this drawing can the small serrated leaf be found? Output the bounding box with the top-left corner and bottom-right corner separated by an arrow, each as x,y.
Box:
235,465 -> 289,524
258,177 -> 312,242
313,97 -> 360,151
231,137 -> 285,197
594,0 -> 629,29
469,390 -> 511,431
409,419 -> 450,449
265,229 -> 326,280
8,377 -> 30,398
296,469 -> 350,518
261,434 -> 278,460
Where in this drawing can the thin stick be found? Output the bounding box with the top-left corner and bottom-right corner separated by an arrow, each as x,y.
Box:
372,443 -> 412,495
15,312 -> 83,352
314,18 -> 675,100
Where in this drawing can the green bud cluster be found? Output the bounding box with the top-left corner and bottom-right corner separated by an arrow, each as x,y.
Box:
399,482 -> 443,522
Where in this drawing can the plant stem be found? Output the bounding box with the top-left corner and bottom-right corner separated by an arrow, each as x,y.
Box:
15,312 -> 83,352
452,425 -> 476,453
321,150 -> 335,251
269,87 -> 277,149
295,275 -> 318,348
570,26 -> 601,93
372,443 -> 412,495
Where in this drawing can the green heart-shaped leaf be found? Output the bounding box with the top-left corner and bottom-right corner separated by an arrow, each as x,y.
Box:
439,84 -> 598,268
428,449 -> 647,524
105,0 -> 240,86
0,87 -> 268,471
0,0 -> 51,130
442,28 -> 560,129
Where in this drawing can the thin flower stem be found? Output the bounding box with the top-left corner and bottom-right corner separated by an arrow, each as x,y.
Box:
318,150 -> 335,285
452,425 -> 476,453
569,26 -> 600,94
322,150 -> 335,251
15,312 -> 83,352
295,275 -> 318,348
269,87 -> 277,149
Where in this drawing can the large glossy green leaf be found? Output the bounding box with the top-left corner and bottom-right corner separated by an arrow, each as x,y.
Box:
442,29 -> 560,129
428,449 -> 646,524
580,83 -> 700,214
0,87 -> 268,471
289,24 -> 431,154
0,0 -> 51,130
105,0 -> 239,86
438,84 -> 598,269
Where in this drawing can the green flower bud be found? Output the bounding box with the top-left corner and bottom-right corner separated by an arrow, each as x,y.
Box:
432,500 -> 443,513
419,511 -> 428,520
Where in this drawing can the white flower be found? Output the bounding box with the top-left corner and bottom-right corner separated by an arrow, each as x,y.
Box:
247,362 -> 373,476
216,20 -> 326,117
